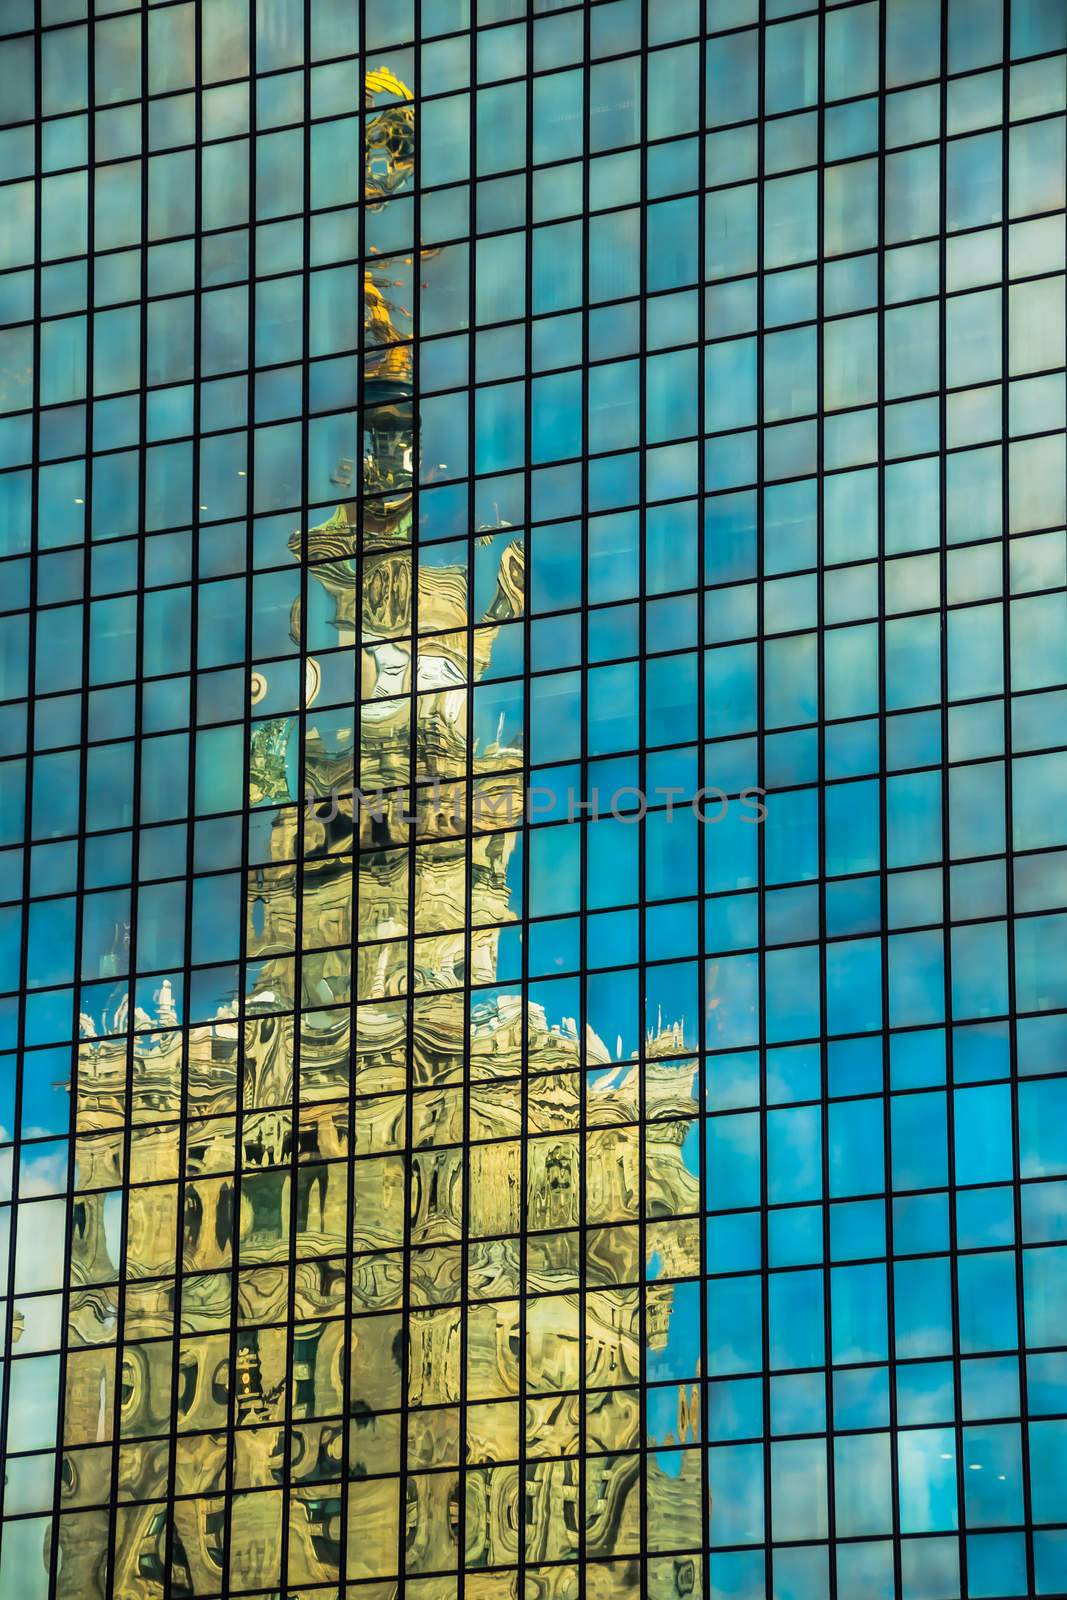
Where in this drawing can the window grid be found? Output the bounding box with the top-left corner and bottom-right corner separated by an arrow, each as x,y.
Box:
0,1 -> 1063,1597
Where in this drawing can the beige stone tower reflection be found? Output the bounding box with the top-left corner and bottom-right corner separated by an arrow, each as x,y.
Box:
56,66 -> 704,1600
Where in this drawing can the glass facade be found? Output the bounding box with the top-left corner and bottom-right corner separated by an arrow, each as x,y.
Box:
0,0 -> 1065,1596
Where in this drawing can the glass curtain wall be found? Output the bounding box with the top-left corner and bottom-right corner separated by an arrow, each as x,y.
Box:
0,0 -> 1065,1598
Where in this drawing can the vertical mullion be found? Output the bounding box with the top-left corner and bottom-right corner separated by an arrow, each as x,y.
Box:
47,0 -> 95,1589
815,7 -> 837,1600
517,6 -> 535,1594
102,10 -> 151,1592
276,3 -> 311,1592
696,5 -> 712,1592
877,3 -> 904,1598
392,0 -> 423,1584
337,0 -> 366,1584
577,5 -> 593,1593
0,0 -> 43,1566
214,5 -> 257,1595
394,0 -> 417,1578
636,0 -> 650,1588
883,3 -> 908,1600
165,0 -> 208,1591
938,8 -> 971,1595
1002,3 -> 1038,1592
457,0 -> 474,1588
755,5 -> 771,1599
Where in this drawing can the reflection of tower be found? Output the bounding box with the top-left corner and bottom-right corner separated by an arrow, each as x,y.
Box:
361,361 -> 414,518
53,57 -> 712,1600
361,67 -> 417,545
97,919 -> 130,980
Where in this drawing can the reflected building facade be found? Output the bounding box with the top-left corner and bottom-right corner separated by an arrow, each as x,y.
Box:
49,56 -> 703,1595
1,1 -> 1066,1598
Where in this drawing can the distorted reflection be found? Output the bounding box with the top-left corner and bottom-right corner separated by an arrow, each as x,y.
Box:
58,61 -> 702,1599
